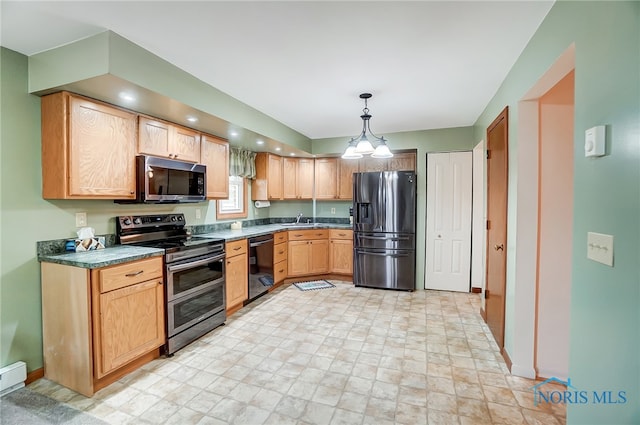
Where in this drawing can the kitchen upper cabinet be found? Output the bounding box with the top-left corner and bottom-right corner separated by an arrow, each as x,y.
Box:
41,91 -> 137,200
359,156 -> 388,172
314,158 -> 338,200
358,151 -> 417,173
201,134 -> 229,199
225,239 -> 248,315
252,153 -> 283,200
337,159 -> 359,200
283,158 -> 314,200
388,152 -> 416,171
138,116 -> 201,163
41,257 -> 164,396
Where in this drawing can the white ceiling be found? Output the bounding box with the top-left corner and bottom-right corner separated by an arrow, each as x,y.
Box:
1,1 -> 554,140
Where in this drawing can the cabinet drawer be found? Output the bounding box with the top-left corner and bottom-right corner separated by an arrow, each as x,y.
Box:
226,239 -> 247,257
99,257 -> 163,293
329,229 -> 353,240
288,229 -> 329,241
274,260 -> 288,283
274,242 -> 287,264
274,231 -> 288,244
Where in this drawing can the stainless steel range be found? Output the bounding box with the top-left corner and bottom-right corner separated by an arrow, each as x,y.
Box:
116,214 -> 226,355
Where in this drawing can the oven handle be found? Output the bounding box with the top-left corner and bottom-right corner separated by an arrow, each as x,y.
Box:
249,238 -> 273,248
167,254 -> 225,273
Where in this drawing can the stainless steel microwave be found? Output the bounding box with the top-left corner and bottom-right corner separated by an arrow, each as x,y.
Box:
120,155 -> 206,203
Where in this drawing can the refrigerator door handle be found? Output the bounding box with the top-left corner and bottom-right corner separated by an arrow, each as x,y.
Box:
355,249 -> 411,258
358,235 -> 411,241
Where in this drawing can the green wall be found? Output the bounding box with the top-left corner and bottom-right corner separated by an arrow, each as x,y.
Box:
472,2 -> 639,423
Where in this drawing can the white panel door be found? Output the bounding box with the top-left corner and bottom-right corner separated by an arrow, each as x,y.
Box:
425,152 -> 473,291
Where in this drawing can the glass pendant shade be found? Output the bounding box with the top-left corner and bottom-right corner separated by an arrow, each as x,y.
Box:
342,142 -> 363,159
354,135 -> 375,154
371,141 -> 393,158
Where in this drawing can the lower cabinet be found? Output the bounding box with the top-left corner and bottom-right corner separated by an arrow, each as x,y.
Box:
225,239 -> 248,314
273,231 -> 288,285
329,229 -> 353,275
288,230 -> 329,276
41,257 -> 165,396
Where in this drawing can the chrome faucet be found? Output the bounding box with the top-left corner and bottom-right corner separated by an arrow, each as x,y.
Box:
295,212 -> 303,224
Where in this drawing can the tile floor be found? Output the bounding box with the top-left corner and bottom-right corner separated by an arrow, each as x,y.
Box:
28,281 -> 566,424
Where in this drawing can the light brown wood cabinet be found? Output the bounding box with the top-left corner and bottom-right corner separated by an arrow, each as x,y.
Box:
287,230 -> 329,276
201,134 -> 230,199
337,159 -> 360,200
225,239 -> 248,314
273,231 -> 288,285
329,229 -> 353,275
138,116 -> 201,163
313,158 -> 358,201
314,158 -> 338,199
252,153 -> 283,200
283,158 -> 314,200
358,152 -> 417,173
41,91 -> 137,200
41,257 -> 164,396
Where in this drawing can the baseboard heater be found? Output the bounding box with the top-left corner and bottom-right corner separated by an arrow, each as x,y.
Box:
0,361 -> 26,396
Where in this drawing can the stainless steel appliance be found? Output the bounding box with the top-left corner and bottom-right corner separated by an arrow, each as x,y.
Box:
117,155 -> 206,204
248,234 -> 274,302
117,214 -> 226,355
353,171 -> 416,290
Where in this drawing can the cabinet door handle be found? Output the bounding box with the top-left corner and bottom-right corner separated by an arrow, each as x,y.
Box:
278,269 -> 285,273
338,233 -> 346,236
233,246 -> 242,251
125,270 -> 144,277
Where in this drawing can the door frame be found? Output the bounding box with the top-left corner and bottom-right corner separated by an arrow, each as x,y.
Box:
508,44 -> 576,379
424,151 -> 473,292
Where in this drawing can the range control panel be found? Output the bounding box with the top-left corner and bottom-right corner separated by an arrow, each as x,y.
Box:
117,214 -> 186,230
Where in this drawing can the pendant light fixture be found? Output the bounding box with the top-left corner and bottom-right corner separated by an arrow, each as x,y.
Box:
342,93 -> 393,159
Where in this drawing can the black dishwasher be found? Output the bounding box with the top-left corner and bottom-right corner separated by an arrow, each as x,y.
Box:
247,234 -> 274,303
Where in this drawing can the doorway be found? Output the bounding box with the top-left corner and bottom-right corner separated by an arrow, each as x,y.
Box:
425,151 -> 473,292
535,71 -> 574,380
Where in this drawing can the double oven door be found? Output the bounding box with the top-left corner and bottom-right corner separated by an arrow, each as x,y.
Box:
165,251 -> 226,353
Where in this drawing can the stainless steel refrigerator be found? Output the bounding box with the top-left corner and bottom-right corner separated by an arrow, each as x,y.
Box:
353,171 -> 416,291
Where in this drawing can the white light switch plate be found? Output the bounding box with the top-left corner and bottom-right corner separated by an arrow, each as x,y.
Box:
75,212 -> 87,227
587,232 -> 614,266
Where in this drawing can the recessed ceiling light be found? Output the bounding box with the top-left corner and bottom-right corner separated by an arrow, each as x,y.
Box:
229,131 -> 238,137
118,92 -> 136,102
275,147 -> 282,151
256,140 -> 265,145
186,116 -> 198,123
290,153 -> 296,156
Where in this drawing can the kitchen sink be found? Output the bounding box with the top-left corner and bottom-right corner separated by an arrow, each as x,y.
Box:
278,222 -> 322,227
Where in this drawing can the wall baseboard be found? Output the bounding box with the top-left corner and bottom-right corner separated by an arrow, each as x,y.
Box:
26,368 -> 44,385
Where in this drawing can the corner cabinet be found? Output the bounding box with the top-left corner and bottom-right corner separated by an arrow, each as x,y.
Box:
288,230 -> 329,276
41,257 -> 165,396
201,134 -> 230,199
283,158 -> 314,200
41,91 -> 137,200
252,153 -> 283,200
138,116 -> 201,163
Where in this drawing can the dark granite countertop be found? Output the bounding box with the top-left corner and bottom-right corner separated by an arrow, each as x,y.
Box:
37,223 -> 352,268
196,223 -> 353,242
38,246 -> 165,269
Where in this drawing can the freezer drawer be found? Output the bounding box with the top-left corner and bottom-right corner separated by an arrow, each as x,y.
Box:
353,248 -> 415,291
354,232 -> 415,250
